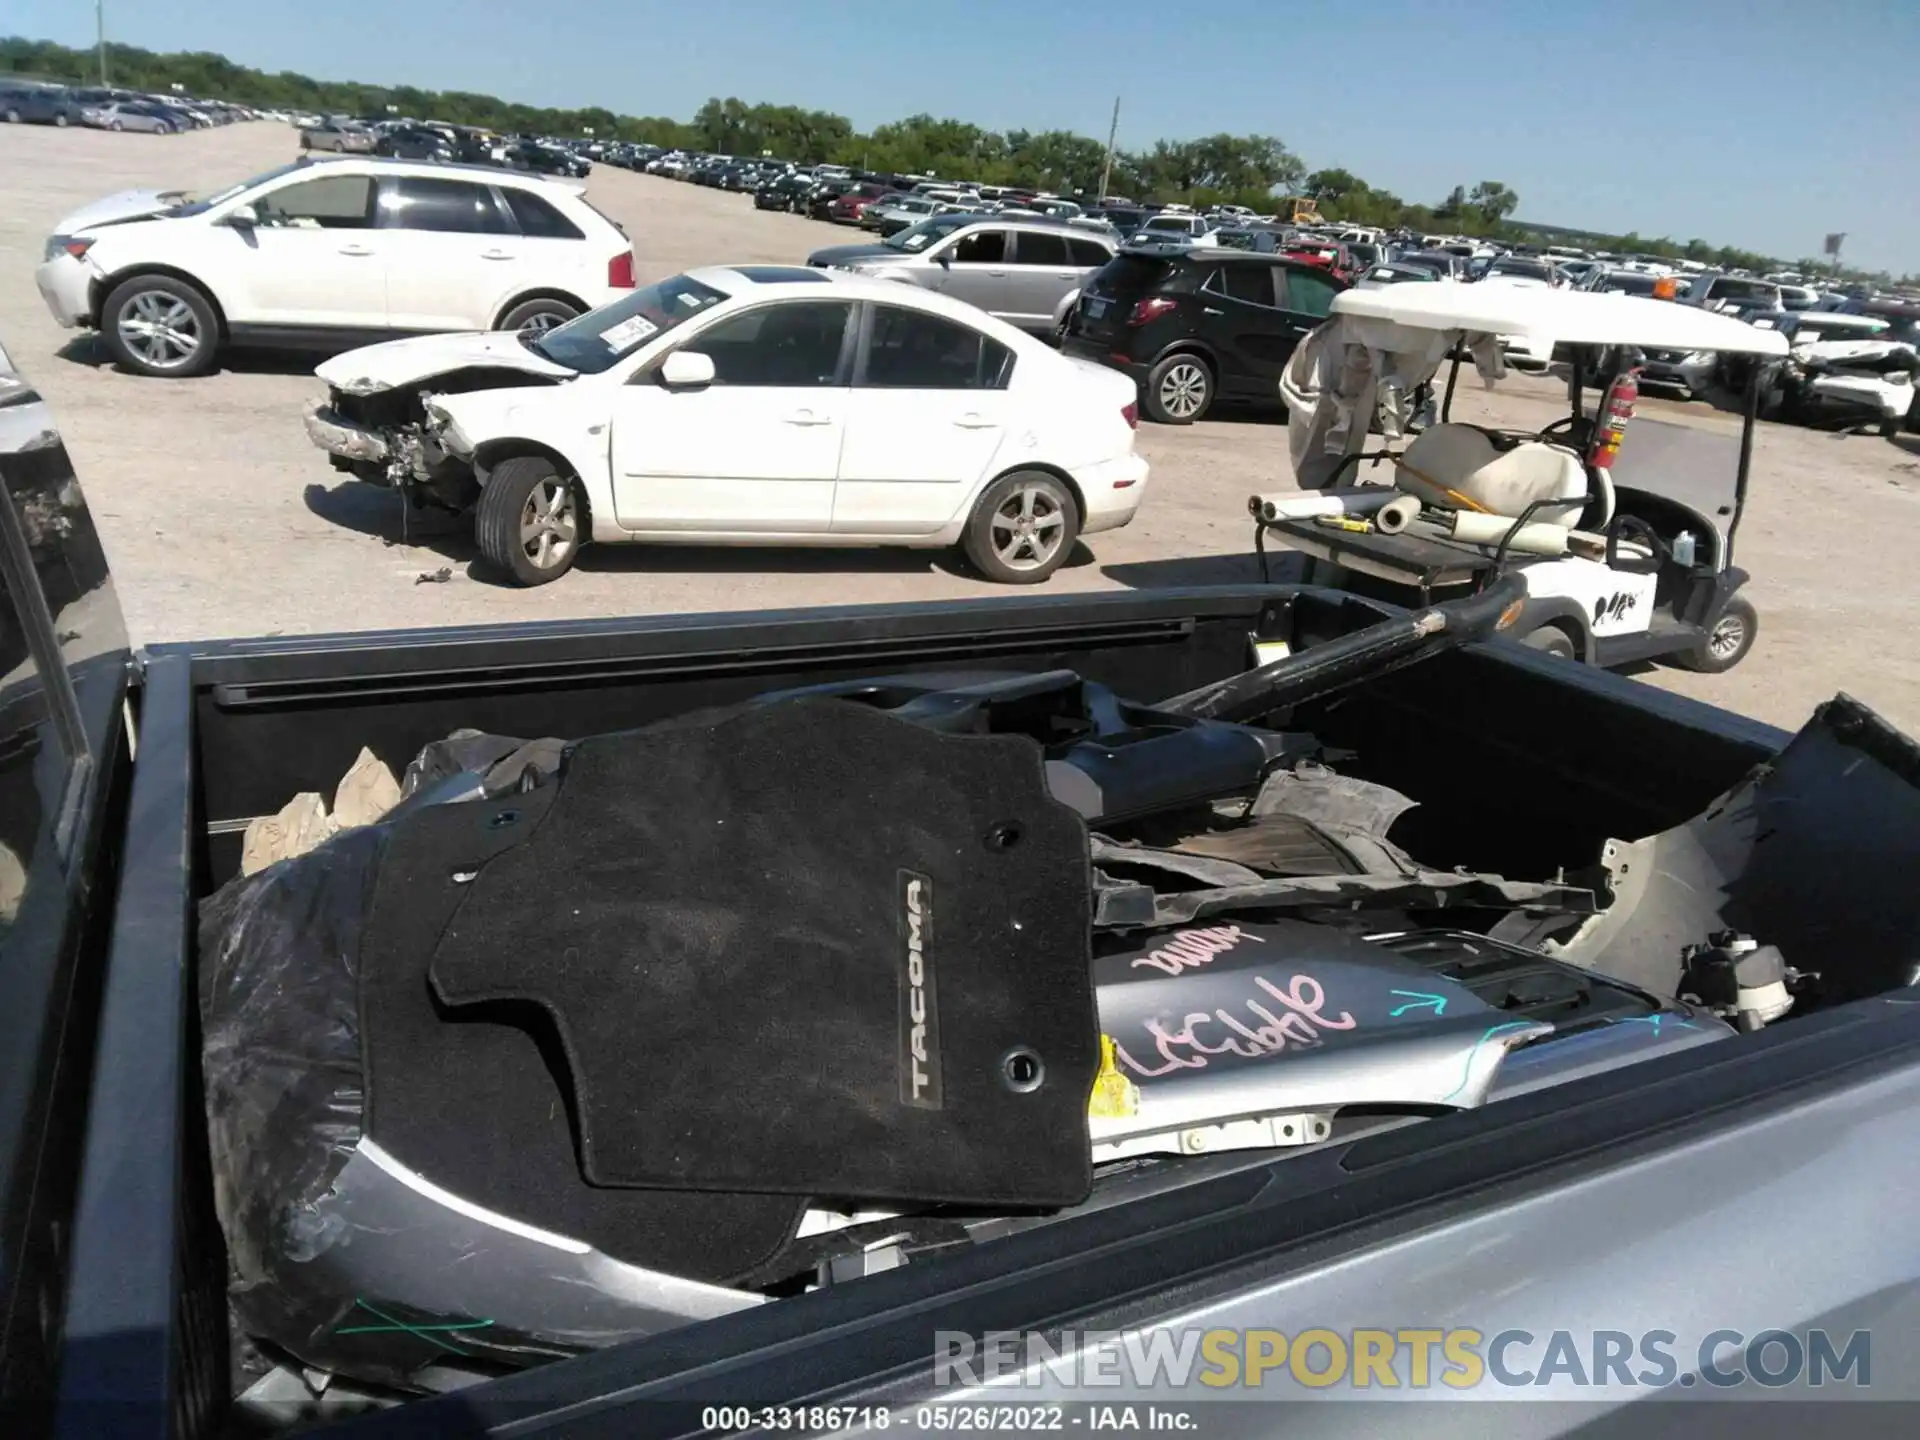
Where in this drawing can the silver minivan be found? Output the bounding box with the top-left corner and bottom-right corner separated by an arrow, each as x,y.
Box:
806,216 -> 1116,333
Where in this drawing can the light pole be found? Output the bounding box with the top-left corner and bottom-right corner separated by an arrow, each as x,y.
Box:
1097,95 -> 1121,203
96,0 -> 109,85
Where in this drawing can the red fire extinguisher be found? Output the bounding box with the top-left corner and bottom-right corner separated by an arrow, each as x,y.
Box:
1588,368 -> 1639,470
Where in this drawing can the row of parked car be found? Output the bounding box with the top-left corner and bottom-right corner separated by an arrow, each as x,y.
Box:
297,116 -> 593,176
0,78 -> 260,132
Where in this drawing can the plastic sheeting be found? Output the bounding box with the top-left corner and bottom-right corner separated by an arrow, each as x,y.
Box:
198,730 -> 563,1385
1287,315 -> 1508,490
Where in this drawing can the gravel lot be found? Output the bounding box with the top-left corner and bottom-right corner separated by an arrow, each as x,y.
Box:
4,122 -> 1917,731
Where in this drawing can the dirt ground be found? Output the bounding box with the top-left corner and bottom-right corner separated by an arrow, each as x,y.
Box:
4,122 -> 1917,733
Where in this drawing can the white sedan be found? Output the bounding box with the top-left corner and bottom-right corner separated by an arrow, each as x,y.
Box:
306,266 -> 1149,585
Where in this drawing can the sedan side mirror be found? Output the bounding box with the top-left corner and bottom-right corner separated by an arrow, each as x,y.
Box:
227,203 -> 259,228
934,251 -> 952,268
658,350 -> 716,390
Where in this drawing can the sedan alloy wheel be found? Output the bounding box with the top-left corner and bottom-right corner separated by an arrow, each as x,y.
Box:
518,478 -> 579,573
990,484 -> 1068,572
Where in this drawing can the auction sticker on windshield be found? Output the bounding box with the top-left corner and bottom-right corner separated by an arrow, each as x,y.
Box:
600,314 -> 659,350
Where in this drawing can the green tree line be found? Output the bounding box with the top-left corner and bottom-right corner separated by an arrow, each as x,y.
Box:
9,33 -> 1889,281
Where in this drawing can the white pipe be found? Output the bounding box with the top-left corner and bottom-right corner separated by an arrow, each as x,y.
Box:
1373,494 -> 1422,535
1251,488 -> 1405,524
1443,511 -> 1576,556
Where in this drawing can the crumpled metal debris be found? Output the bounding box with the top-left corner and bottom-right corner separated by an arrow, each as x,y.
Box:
1089,761 -> 1593,929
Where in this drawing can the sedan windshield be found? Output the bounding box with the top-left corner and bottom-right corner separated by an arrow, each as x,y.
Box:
1598,272 -> 1657,295
884,215 -> 977,252
1488,259 -> 1552,281
530,274 -> 730,374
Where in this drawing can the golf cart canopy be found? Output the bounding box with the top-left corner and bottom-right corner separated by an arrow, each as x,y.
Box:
1288,284 -> 1785,489
1329,282 -> 1790,357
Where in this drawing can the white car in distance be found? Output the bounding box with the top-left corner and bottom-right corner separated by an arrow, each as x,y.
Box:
34,156 -> 635,378
305,267 -> 1149,585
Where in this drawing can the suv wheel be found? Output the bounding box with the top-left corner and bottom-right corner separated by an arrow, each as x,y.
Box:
1144,353 -> 1214,424
498,296 -> 580,335
476,456 -> 584,586
101,275 -> 220,378
961,470 -> 1080,584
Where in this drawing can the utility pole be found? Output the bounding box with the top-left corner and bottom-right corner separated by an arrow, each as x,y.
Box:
1096,95 -> 1120,203
96,0 -> 108,85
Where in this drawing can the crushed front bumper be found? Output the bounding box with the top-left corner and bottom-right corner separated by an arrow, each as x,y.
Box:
303,398 -> 388,464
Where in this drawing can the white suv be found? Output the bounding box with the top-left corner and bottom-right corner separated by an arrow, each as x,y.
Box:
35,156 -> 636,378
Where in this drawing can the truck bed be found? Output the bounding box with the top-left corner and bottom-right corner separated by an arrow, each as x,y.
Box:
50,583 -> 1900,1437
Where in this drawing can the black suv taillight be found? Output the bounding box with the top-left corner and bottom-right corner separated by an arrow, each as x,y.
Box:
1127,296 -> 1179,326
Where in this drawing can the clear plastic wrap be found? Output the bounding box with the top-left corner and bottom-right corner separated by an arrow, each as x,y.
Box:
197,822 -> 387,1362
197,731 -> 565,1381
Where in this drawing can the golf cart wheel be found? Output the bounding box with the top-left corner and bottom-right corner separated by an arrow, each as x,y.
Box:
498,296 -> 580,335
477,456 -> 584,586
1678,596 -> 1757,674
962,470 -> 1080,584
102,275 -> 220,378
1143,353 -> 1214,424
1522,625 -> 1577,660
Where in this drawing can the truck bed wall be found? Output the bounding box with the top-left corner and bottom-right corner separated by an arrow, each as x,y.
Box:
176,592 -> 1779,892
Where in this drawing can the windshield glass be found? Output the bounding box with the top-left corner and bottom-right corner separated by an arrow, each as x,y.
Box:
530,274 -> 729,374
885,215 -> 975,252
163,161 -> 308,217
1599,272 -> 1657,295
1488,259 -> 1552,281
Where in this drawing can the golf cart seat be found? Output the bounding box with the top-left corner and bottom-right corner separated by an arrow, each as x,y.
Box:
1394,423 -> 1595,529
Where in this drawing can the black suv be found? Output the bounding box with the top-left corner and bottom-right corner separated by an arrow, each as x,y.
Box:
1064,246 -> 1345,423
756,172 -> 813,211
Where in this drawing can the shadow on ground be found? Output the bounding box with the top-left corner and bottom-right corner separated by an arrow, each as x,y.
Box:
59,333 -> 337,377
302,481 -> 1099,585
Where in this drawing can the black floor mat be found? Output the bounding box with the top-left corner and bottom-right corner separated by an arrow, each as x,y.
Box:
426,697 -> 1097,1207
358,788 -> 804,1284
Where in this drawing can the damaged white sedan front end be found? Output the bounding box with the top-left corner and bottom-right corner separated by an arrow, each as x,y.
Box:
304,331 -> 576,507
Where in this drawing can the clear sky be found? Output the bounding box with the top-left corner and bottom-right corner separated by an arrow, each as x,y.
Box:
17,0 -> 1920,272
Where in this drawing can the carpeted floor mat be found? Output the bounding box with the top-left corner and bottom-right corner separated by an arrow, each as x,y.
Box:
358,787 -> 805,1284
426,697 -> 1097,1208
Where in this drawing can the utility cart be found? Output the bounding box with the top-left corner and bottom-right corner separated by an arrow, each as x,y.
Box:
1253,284 -> 1788,672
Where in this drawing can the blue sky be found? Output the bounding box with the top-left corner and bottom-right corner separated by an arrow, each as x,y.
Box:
18,0 -> 1920,272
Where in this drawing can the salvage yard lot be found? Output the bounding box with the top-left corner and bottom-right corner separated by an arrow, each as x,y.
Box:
4,122 -> 1917,731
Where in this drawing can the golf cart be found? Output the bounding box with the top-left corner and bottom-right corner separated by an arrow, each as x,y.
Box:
1254,283 -> 1788,673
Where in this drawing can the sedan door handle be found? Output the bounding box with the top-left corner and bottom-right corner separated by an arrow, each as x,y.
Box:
783,410 -> 834,426
954,413 -> 999,429
480,249 -> 516,260
1202,306 -> 1224,315
986,270 -> 1007,277
338,245 -> 375,257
